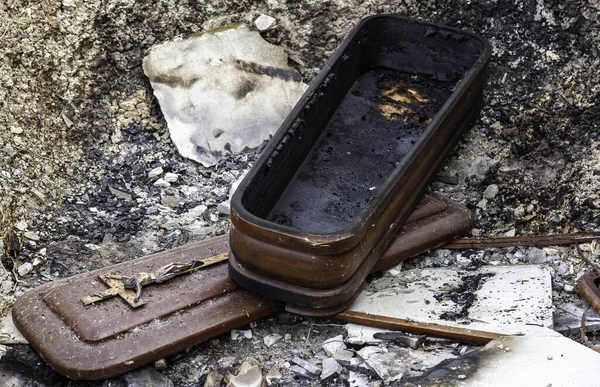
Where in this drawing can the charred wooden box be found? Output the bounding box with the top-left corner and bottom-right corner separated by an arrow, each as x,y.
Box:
229,15 -> 491,314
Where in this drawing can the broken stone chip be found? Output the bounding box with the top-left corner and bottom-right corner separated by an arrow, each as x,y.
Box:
164,172 -> 178,183
229,357 -> 265,387
109,186 -> 132,200
290,365 -> 318,380
323,335 -> 355,363
264,368 -> 282,386
143,24 -> 307,167
254,14 -> 276,31
263,333 -> 282,347
153,178 -> 170,188
231,329 -> 253,340
148,166 -> 163,178
203,370 -> 224,387
320,358 -> 342,381
290,356 -> 321,378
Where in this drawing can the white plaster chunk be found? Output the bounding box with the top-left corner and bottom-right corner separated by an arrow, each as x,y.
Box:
348,265 -> 553,336
322,335 -> 355,363
143,24 -> 307,167
254,14 -> 277,31
345,324 -> 385,346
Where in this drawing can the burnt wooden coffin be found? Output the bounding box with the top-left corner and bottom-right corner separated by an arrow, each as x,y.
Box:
229,15 -> 491,313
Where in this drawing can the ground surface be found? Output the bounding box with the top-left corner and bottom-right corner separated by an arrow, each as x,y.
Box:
0,0 -> 599,386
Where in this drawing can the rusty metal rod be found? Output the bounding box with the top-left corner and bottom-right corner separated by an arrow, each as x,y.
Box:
444,233 -> 600,249
334,310 -> 504,345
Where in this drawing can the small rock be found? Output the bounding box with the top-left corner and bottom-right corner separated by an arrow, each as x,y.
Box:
15,220 -> 27,231
483,184 -> 499,199
458,374 -> 467,380
284,333 -> 292,341
23,231 -> 40,241
153,178 -> 171,188
154,359 -> 168,371
553,260 -> 569,276
102,233 -> 114,244
217,355 -> 237,369
122,367 -> 174,387
2,279 -> 13,293
17,262 -> 33,277
265,368 -> 282,386
146,206 -> 159,215
349,371 -> 370,387
221,171 -> 236,183
162,195 -> 182,208
514,205 -> 526,218
109,186 -> 132,200
10,127 -> 23,134
476,198 -> 488,209
323,335 -> 355,363
320,358 -> 342,381
527,247 -> 548,264
203,370 -> 224,387
263,333 -> 282,347
164,172 -> 178,183
148,166 -> 164,178
545,50 -> 559,61
564,284 -> 575,293
291,357 -> 321,377
84,243 -> 101,250
62,0 -> 76,8
229,171 -> 248,198
373,332 -> 426,349
254,14 -> 276,31
217,201 -> 230,215
290,365 -> 318,380
231,329 -> 252,340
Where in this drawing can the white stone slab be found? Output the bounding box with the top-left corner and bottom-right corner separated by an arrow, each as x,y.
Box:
143,24 -> 307,167
348,265 -> 553,336
432,327 -> 600,386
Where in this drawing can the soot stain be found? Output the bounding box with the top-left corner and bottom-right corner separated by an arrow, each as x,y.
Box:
234,78 -> 257,100
434,272 -> 496,321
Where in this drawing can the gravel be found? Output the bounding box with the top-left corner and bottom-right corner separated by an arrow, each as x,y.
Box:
1,0 -> 599,386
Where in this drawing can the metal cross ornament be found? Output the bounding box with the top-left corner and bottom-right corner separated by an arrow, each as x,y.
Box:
81,252 -> 229,308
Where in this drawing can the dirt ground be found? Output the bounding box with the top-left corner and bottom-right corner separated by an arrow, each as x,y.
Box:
1,0 -> 599,386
